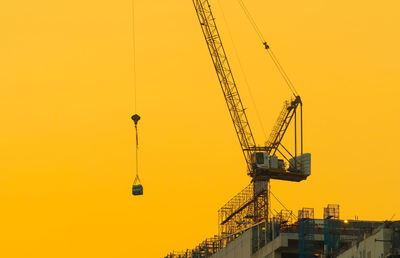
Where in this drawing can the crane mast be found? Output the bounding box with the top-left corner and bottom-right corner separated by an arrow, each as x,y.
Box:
192,0 -> 263,174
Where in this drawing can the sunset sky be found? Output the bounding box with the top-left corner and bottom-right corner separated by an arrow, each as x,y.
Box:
1,0 -> 400,257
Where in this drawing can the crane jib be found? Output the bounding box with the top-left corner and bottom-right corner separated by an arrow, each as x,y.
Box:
193,0 -> 257,173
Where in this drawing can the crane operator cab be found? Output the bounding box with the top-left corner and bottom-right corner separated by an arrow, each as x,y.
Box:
251,152 -> 311,182
251,152 -> 283,170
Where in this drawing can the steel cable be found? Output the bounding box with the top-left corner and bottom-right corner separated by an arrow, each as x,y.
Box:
131,0 -> 137,112
131,0 -> 141,185
236,0 -> 299,96
217,0 -> 267,139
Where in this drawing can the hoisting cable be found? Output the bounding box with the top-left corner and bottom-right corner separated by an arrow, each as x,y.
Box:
131,0 -> 137,111
236,0 -> 299,97
270,190 -> 298,220
130,0 -> 143,196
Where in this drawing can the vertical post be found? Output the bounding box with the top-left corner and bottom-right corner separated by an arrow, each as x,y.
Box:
253,181 -> 257,226
265,180 -> 269,244
257,222 -> 260,251
294,108 -> 297,168
267,179 -> 270,229
301,103 -> 303,156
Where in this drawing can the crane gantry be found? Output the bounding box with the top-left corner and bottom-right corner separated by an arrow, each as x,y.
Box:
192,0 -> 311,235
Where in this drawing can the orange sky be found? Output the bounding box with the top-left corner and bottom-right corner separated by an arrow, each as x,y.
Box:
1,0 -> 400,257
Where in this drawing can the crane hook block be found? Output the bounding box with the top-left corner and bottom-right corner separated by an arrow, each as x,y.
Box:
131,114 -> 141,125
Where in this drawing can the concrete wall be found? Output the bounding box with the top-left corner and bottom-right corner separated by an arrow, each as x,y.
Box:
210,231 -> 323,258
252,233 -> 297,258
253,233 -> 324,258
210,230 -> 252,258
209,230 -> 285,258
337,228 -> 392,258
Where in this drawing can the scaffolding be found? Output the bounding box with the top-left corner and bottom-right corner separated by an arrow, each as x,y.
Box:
251,220 -> 269,253
324,204 -> 339,220
191,237 -> 222,258
164,236 -> 223,258
298,208 -> 315,258
218,180 -> 269,236
276,210 -> 296,232
164,251 -> 191,258
324,204 -> 340,257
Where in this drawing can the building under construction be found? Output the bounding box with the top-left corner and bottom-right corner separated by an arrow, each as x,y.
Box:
165,205 -> 400,258
165,0 -> 400,257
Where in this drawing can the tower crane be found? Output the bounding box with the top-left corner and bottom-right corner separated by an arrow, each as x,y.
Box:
192,0 -> 311,233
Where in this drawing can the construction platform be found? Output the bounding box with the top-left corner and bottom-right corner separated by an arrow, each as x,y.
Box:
164,205 -> 400,258
207,220 -> 399,258
251,168 -> 308,182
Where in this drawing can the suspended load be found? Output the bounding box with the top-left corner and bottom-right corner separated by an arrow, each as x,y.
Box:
132,178 -> 143,195
131,114 -> 143,196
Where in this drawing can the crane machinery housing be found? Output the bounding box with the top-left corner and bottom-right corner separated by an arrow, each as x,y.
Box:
192,0 -> 311,236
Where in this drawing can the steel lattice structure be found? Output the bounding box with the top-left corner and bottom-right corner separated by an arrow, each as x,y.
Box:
218,181 -> 269,236
192,0 -> 272,237
298,208 -> 315,258
324,204 -> 340,257
324,204 -> 340,220
192,0 -> 263,174
266,96 -> 303,161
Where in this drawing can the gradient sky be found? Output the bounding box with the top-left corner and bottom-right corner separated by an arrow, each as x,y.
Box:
1,0 -> 400,257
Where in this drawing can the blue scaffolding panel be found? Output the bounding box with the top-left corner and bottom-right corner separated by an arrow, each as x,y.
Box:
298,208 -> 315,258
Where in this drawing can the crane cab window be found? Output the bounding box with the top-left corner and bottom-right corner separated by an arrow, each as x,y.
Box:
256,153 -> 264,164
